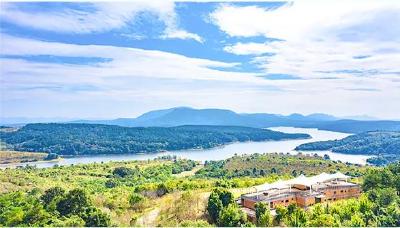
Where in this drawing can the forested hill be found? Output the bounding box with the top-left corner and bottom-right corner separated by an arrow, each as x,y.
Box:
295,131 -> 400,165
0,123 -> 309,155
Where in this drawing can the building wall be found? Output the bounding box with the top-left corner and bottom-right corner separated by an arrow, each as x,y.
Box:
270,196 -> 297,208
241,184 -> 361,211
322,186 -> 361,202
296,195 -> 316,207
242,198 -> 257,209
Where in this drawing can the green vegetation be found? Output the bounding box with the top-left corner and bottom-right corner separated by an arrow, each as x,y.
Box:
0,123 -> 309,155
0,188 -> 110,227
207,188 -> 248,227
296,131 -> 400,166
196,153 -> 365,179
255,202 -> 272,226
0,157 -> 209,226
0,152 -> 397,227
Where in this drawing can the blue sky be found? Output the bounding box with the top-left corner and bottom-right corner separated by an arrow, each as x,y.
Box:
1,1 -> 400,120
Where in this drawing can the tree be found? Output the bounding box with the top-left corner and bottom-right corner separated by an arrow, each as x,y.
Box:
274,205 -> 287,226
40,187 -> 65,207
287,207 -> 307,227
45,153 -> 59,160
217,204 -> 247,227
255,202 -> 271,226
207,191 -> 223,222
344,213 -> 365,227
308,214 -> 338,227
218,188 -> 234,207
80,207 -> 111,227
56,189 -> 91,216
207,188 -> 235,223
112,167 -> 134,178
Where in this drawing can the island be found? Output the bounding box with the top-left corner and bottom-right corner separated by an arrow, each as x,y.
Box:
0,123 -> 310,156
295,131 -> 400,166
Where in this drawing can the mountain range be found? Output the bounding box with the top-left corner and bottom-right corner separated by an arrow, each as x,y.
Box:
68,107 -> 400,133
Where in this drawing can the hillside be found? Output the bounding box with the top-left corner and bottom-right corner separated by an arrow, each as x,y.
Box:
0,123 -> 309,155
195,153 -> 366,179
0,154 -> 369,226
295,131 -> 400,165
69,107 -> 400,133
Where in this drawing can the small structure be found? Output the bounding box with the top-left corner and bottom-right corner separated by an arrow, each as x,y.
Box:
240,172 -> 361,222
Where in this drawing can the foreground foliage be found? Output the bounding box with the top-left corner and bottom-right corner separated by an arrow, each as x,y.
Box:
0,154 -> 397,227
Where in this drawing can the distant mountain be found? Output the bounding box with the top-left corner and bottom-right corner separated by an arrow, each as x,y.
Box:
69,107 -> 400,133
4,107 -> 400,134
306,119 -> 400,133
341,115 -> 378,121
295,131 -> 400,165
71,107 -> 340,128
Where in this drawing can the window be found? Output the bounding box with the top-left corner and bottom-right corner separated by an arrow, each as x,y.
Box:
285,200 -> 289,203
334,191 -> 337,194
340,190 -> 343,193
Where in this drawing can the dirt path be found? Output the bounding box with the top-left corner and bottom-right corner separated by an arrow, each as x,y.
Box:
173,164 -> 204,178
135,207 -> 161,226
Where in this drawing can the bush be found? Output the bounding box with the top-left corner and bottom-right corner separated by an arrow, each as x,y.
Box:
129,193 -> 145,209
41,187 -> 65,207
112,167 -> 135,178
217,204 -> 247,227
56,189 -> 91,216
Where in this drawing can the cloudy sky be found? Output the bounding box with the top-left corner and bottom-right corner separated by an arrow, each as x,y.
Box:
1,0 -> 399,120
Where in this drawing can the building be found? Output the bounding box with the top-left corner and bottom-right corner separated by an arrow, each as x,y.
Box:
239,172 -> 361,221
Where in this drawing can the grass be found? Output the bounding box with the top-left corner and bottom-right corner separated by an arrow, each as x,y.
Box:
0,150 -> 48,164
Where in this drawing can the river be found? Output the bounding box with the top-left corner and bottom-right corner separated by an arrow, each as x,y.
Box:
0,127 -> 372,169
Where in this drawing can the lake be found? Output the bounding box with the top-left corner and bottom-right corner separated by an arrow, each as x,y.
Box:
0,127 -> 372,169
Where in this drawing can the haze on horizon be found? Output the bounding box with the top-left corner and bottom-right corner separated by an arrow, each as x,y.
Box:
1,1 -> 400,120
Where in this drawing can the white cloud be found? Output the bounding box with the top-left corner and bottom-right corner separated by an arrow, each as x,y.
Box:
0,34 -> 265,90
224,42 -> 273,55
161,29 -> 204,43
211,1 -> 400,79
0,1 -> 203,42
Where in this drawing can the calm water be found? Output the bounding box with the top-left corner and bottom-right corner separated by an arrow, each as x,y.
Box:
0,127 -> 372,169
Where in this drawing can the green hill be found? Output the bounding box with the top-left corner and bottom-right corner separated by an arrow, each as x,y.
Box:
0,123 -> 309,155
295,131 -> 400,165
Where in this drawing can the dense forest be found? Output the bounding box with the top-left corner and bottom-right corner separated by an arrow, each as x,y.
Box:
0,123 -> 309,156
295,131 -> 400,166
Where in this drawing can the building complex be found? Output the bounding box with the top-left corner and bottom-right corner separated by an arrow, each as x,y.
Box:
239,172 -> 361,221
